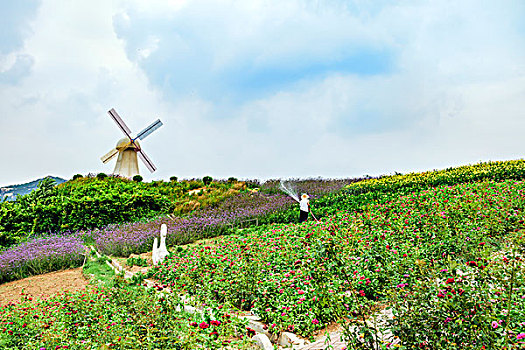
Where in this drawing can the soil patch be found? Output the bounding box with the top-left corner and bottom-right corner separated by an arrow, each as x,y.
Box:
0,268 -> 89,306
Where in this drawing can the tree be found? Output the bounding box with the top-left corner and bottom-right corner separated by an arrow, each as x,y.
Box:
133,175 -> 143,182
35,177 -> 57,199
202,176 -> 213,186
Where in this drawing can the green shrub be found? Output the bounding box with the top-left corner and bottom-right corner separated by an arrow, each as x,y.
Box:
96,173 -> 108,180
170,176 -> 178,182
203,176 -> 213,185
187,180 -> 202,190
126,256 -> 148,267
133,175 -> 143,182
72,174 -> 83,180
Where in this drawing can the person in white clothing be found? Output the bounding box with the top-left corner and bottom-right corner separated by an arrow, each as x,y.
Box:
299,193 -> 310,223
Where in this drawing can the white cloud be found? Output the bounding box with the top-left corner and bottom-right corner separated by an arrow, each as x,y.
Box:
0,0 -> 524,186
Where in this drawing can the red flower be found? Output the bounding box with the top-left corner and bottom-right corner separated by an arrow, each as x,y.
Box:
246,327 -> 256,337
199,322 -> 209,329
210,320 -> 221,326
359,290 -> 366,297
446,278 -> 454,284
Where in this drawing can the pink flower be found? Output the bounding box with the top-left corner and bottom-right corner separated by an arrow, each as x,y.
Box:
491,321 -> 499,329
312,319 -> 319,325
517,333 -> 525,340
199,322 -> 209,329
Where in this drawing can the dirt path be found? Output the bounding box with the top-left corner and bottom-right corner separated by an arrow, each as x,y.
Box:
0,268 -> 89,305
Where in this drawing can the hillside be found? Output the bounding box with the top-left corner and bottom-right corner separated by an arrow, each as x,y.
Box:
1,160 -> 525,349
0,176 -> 66,201
0,175 -> 255,248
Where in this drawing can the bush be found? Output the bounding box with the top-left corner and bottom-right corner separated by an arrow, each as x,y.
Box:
203,176 -> 213,186
126,256 -> 148,267
72,174 -> 83,180
170,176 -> 178,182
133,175 -> 143,182
228,177 -> 238,183
96,173 -> 108,180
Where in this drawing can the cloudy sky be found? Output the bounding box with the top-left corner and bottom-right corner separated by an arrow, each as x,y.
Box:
1,0 -> 524,186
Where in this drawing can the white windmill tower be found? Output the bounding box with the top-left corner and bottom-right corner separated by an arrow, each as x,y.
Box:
100,108 -> 163,178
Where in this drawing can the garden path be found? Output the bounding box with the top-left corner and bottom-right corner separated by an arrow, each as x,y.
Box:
0,268 -> 88,305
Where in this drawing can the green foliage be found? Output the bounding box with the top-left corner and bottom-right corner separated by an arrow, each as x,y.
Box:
186,180 -> 203,190
133,174 -> 143,182
203,176 -> 213,186
96,172 -> 108,180
170,176 -> 178,182
0,178 -> 175,248
126,256 -> 148,267
228,177 -> 238,183
72,174 -> 83,180
0,177 -> 247,251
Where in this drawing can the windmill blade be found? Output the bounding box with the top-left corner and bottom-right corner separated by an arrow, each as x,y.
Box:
136,119 -> 163,140
137,148 -> 157,173
108,108 -> 132,138
100,148 -> 119,164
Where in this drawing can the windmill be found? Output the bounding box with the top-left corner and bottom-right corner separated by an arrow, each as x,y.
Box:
100,108 -> 163,178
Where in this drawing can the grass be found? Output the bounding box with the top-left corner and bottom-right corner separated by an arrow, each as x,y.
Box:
82,252 -> 115,286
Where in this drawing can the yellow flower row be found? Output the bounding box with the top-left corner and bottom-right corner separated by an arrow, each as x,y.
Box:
346,159 -> 525,194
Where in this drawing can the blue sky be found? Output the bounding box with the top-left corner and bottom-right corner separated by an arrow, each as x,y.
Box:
1,0 -> 525,186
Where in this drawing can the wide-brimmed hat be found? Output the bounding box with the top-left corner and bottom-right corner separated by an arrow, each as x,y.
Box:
301,193 -> 309,199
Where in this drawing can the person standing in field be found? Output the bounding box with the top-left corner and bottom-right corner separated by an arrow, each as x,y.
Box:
299,193 -> 310,223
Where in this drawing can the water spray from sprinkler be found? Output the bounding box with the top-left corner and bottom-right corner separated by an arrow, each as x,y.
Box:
279,180 -> 300,202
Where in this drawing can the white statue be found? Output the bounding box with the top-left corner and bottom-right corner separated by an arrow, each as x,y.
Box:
152,224 -> 169,265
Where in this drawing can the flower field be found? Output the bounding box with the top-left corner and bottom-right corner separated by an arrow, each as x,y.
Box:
2,161 -> 525,348
344,159 -> 525,196
0,235 -> 85,284
149,179 -> 525,348
92,178 -> 356,257
0,284 -> 254,349
0,178 -> 353,282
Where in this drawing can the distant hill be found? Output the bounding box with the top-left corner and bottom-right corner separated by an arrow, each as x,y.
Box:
0,176 -> 66,201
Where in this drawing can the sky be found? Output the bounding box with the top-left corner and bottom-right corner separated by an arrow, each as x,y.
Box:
1,0 -> 525,186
